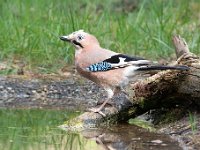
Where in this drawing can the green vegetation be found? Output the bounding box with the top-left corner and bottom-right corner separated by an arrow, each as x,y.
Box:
189,111 -> 197,134
0,0 -> 200,74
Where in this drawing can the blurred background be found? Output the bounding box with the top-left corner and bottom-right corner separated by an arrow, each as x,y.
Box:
0,0 -> 200,75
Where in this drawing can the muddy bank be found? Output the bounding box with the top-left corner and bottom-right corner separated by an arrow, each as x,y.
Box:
0,75 -> 104,109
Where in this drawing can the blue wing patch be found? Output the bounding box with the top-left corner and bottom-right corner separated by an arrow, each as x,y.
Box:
87,62 -> 112,72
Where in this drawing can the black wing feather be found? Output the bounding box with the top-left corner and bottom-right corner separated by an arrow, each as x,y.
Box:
103,54 -> 146,64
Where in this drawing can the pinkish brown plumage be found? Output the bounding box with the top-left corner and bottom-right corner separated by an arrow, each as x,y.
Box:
60,30 -> 189,116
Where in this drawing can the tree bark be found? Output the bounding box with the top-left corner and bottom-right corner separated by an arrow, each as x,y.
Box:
61,35 -> 200,130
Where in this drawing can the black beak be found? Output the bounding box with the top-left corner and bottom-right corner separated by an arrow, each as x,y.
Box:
60,36 -> 70,42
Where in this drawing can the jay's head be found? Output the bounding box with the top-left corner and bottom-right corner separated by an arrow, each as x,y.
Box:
60,30 -> 100,49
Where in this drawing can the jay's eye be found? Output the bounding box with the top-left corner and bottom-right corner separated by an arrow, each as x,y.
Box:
77,35 -> 84,41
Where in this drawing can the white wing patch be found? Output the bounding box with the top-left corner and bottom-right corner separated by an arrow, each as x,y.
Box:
110,57 -> 151,69
111,57 -> 127,67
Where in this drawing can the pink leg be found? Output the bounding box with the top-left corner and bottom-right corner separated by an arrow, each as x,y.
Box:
88,98 -> 111,117
88,88 -> 114,117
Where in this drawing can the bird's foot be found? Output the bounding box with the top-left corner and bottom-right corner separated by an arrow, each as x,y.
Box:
88,107 -> 106,117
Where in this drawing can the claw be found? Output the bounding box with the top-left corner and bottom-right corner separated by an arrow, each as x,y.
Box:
88,108 -> 106,117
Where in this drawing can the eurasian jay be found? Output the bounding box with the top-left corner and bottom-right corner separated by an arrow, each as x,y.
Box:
60,30 -> 189,116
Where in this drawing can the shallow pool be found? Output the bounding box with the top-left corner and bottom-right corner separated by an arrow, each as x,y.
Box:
0,109 -> 182,150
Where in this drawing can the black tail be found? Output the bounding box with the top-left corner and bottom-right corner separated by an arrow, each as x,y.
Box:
137,65 -> 189,71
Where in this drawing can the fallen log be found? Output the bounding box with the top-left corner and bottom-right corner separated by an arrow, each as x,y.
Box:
60,35 -> 200,130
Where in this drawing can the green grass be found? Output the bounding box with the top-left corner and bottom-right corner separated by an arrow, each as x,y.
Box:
0,0 -> 200,74
188,111 -> 197,134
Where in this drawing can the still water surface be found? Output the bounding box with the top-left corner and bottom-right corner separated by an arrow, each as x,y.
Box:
0,109 -> 182,150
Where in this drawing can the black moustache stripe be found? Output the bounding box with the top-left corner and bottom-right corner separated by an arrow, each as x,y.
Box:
72,40 -> 83,48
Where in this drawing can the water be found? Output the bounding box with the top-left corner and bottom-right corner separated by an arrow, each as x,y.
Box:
0,109 -> 182,150
0,109 -> 81,150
